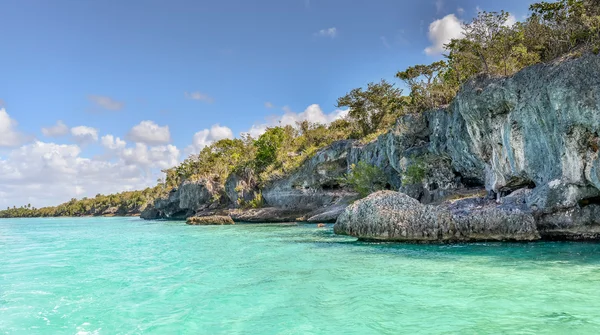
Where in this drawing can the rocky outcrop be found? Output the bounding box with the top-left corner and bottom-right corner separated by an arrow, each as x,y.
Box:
144,54 -> 600,239
186,215 -> 235,225
336,53 -> 600,242
262,140 -> 358,209
149,179 -> 224,219
224,168 -> 259,207
334,191 -> 538,242
140,206 -> 160,220
229,208 -> 307,223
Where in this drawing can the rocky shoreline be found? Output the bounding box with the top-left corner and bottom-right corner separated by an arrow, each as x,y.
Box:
142,53 -> 600,242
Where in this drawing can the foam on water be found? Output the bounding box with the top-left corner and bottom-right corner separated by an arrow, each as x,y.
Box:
1,217 -> 600,334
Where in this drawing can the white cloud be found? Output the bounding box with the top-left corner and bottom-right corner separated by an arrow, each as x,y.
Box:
42,120 -> 69,137
265,102 -> 275,109
186,124 -> 234,155
0,108 -> 29,147
505,13 -> 517,27
424,14 -> 464,55
0,140 -> 180,208
71,126 -> 99,144
457,7 -> 465,16
185,91 -> 214,103
101,134 -> 126,151
88,95 -> 124,111
316,27 -> 337,38
0,99 -> 5,107
245,104 -> 348,138
121,143 -> 180,170
127,120 -> 171,145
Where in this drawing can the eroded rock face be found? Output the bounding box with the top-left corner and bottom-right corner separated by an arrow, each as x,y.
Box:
445,54 -> 600,207
151,179 -> 223,219
224,169 -> 258,207
536,204 -> 600,240
340,54 -> 600,241
334,191 -> 539,242
144,54 -> 600,236
262,140 -> 358,210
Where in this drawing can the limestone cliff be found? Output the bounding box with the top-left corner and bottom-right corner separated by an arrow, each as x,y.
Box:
336,53 -> 600,241
145,53 -> 600,241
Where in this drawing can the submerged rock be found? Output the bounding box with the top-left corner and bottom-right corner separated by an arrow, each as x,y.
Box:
186,215 -> 235,225
334,191 -> 539,242
229,207 -> 307,223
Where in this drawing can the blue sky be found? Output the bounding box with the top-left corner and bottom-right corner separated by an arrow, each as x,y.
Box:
0,0 -> 536,207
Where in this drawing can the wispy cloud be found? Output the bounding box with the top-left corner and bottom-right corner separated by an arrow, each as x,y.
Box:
316,27 -> 337,38
185,91 -> 215,103
265,102 -> 275,109
381,36 -> 391,49
88,95 -> 124,111
435,0 -> 444,13
42,120 -> 69,137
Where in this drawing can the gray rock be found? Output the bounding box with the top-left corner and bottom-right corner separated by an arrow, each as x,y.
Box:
224,168 -> 258,207
152,179 -> 223,219
536,204 -> 600,240
334,191 -> 539,242
229,207 -> 308,223
262,140 -> 358,210
140,206 -> 160,220
186,215 -> 235,225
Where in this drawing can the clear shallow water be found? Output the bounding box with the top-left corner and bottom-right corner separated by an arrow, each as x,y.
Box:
1,218 -> 600,334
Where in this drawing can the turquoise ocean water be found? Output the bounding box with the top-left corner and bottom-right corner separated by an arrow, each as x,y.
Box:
1,217 -> 600,334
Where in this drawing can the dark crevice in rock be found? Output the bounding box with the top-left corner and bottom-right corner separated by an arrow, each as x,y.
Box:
578,196 -> 600,207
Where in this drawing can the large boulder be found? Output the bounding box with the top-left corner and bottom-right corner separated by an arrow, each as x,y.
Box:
140,206 -> 160,220
536,204 -> 600,240
334,191 -> 539,242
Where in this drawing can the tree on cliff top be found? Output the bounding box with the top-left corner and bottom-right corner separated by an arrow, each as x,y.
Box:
336,80 -> 406,137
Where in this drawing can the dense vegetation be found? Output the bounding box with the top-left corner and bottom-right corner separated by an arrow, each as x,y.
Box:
2,0 -> 599,218
0,187 -> 164,218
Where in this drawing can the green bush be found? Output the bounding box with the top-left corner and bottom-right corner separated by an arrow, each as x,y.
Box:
342,161 -> 387,198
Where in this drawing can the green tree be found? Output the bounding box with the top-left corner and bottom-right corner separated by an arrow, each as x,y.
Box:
253,126 -> 290,171
336,80 -> 405,137
396,61 -> 455,112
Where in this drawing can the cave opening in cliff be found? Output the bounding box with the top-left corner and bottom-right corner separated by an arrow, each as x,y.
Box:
321,182 -> 342,191
578,196 -> 600,207
455,172 -> 485,188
